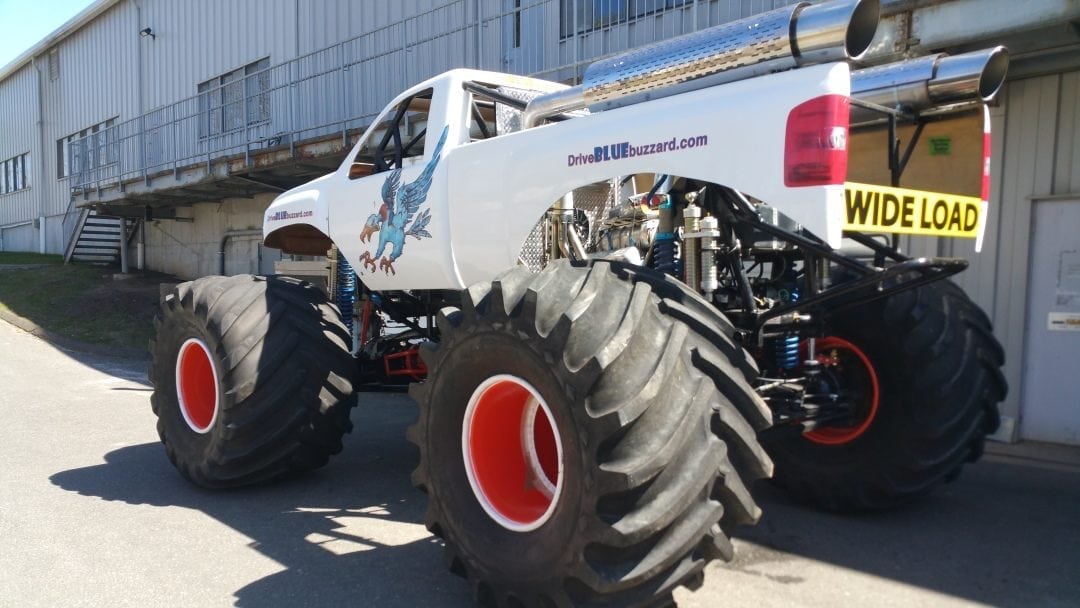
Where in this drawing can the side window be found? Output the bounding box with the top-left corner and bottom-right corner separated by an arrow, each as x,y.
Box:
350,88 -> 432,180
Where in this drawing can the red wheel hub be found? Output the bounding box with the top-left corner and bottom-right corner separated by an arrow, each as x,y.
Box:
462,375 -> 564,532
804,336 -> 880,446
175,338 -> 220,434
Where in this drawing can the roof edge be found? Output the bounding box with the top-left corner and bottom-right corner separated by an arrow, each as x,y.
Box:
0,0 -> 123,82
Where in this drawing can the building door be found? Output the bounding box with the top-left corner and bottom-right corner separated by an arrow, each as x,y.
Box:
1019,198 -> 1080,445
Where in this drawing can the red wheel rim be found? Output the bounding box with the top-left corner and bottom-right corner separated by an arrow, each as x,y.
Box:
175,338 -> 220,434
462,375 -> 564,532
804,337 -> 880,446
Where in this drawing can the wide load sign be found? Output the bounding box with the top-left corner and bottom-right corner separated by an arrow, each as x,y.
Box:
842,182 -> 985,240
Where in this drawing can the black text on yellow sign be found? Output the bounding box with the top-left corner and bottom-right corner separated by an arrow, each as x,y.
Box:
842,182 -> 984,238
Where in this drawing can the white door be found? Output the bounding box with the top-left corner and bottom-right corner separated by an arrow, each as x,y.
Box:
1020,198 -> 1080,445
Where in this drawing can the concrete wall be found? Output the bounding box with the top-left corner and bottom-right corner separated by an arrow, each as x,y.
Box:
0,223 -> 35,252
144,193 -> 282,279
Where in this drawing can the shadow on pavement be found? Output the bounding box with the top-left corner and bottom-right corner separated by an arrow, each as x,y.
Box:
49,385 -> 1080,607
49,395 -> 473,608
730,457 -> 1080,607
60,346 -> 152,387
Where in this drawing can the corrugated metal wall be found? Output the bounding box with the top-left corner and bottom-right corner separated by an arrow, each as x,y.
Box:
39,2 -> 138,225
940,70 -> 1080,435
0,64 -> 39,233
139,0 -> 296,111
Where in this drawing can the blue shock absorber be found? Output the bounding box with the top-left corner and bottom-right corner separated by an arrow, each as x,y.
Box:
335,257 -> 357,338
772,334 -> 800,371
769,288 -> 800,371
651,194 -> 680,277
652,233 -> 678,276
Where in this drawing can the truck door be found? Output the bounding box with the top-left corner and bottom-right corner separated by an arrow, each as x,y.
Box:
329,88 -> 457,290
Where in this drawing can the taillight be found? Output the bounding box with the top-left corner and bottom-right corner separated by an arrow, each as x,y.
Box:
981,105 -> 991,202
784,94 -> 849,187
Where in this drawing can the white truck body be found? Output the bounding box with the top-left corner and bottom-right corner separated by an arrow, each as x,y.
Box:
264,65 -> 850,291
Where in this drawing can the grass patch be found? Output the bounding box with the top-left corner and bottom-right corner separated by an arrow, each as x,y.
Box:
0,252 -> 63,265
0,263 -> 169,350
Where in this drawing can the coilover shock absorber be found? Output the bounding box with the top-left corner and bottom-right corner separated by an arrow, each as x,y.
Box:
765,289 -> 800,372
652,194 -> 681,277
768,334 -> 800,371
335,256 -> 357,339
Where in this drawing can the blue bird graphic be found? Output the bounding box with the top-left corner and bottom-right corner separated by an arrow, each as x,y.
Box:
358,126 -> 449,275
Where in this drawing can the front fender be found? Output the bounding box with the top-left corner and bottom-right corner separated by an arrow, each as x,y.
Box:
263,174 -> 333,256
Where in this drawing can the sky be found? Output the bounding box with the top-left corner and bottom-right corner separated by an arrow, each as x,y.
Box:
0,0 -> 97,70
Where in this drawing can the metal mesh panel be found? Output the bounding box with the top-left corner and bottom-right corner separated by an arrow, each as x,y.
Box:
517,180 -> 617,273
574,181 -> 617,249
519,220 -> 548,273
494,85 -> 547,134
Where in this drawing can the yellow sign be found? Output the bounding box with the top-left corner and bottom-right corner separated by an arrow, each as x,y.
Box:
842,182 -> 984,238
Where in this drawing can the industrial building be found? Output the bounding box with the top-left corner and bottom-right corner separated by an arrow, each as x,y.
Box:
0,0 -> 1078,446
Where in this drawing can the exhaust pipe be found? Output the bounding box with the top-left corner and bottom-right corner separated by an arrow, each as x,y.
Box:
524,0 -> 880,128
851,46 -> 1010,123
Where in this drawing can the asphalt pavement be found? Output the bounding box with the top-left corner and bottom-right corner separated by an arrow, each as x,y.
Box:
1,319 -> 1078,608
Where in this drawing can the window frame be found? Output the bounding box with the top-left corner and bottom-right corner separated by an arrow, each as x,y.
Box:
0,152 -> 31,195
197,57 -> 271,140
56,118 -> 117,180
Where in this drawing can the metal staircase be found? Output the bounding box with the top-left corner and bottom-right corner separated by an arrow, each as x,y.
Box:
64,209 -> 135,264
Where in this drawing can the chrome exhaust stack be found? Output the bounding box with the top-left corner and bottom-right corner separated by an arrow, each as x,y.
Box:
851,46 -> 1010,123
523,0 -> 880,128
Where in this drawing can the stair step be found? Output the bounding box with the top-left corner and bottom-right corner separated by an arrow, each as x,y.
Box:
66,212 -> 136,266
77,236 -> 121,243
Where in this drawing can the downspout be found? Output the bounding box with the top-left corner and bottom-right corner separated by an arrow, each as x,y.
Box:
31,55 -> 47,254
134,0 -> 146,184
134,0 -> 146,268
137,216 -> 145,270
218,229 -> 264,275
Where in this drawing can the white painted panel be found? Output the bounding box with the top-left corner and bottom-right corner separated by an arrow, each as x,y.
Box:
1020,198 -> 1080,445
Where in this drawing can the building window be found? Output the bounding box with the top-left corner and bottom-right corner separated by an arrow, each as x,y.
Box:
513,0 -> 522,48
0,153 -> 31,195
48,47 -> 60,81
560,0 -> 689,37
57,118 -> 118,179
197,57 -> 271,138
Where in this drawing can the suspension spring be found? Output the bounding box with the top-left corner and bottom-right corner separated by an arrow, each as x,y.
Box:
652,234 -> 678,276
335,256 -> 357,338
768,334 -> 801,371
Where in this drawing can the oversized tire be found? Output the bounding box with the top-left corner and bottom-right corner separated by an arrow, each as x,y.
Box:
408,260 -> 773,607
763,279 -> 1007,511
148,275 -> 356,488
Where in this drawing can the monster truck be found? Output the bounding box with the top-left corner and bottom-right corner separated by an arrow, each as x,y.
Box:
148,0 -> 1008,604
